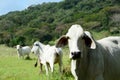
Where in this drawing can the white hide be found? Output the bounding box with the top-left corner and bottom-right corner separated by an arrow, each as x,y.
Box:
31,41 -> 63,75
56,24 -> 120,80
16,45 -> 31,59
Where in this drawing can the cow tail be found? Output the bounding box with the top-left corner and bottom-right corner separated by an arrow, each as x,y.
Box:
34,58 -> 38,67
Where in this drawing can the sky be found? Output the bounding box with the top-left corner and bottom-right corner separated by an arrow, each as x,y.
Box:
0,0 -> 62,16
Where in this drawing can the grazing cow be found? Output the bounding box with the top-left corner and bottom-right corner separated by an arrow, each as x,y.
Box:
56,24 -> 120,80
31,41 -> 63,75
16,45 -> 31,59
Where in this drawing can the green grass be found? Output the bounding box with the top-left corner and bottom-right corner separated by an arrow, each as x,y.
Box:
0,45 -> 73,80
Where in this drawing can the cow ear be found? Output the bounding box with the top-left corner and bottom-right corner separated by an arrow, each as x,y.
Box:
82,31 -> 96,49
56,35 -> 69,47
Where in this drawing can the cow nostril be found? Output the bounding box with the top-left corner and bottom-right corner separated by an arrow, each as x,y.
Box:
71,52 -> 74,55
77,52 -> 81,54
71,52 -> 75,55
76,52 -> 81,57
71,51 -> 81,60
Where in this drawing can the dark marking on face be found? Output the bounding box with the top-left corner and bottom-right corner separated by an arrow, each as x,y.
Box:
82,33 -> 92,48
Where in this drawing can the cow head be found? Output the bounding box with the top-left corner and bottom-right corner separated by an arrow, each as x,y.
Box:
16,45 -> 22,51
56,24 -> 96,60
31,41 -> 40,56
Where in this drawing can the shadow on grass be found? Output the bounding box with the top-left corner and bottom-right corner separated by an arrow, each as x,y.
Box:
25,56 -> 36,60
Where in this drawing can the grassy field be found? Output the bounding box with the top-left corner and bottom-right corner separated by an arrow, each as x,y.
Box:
0,45 -> 73,80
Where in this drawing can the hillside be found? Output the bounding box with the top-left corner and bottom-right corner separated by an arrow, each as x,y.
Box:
0,0 -> 120,47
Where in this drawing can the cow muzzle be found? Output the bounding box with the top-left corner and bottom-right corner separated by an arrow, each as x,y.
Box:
71,52 -> 81,60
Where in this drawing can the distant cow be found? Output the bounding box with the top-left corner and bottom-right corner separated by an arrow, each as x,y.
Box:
56,24 -> 120,80
31,41 -> 63,75
16,45 -> 31,59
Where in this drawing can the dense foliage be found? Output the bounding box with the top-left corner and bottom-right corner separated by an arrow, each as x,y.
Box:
0,0 -> 120,47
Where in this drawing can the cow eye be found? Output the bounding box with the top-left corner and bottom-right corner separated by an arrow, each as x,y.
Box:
66,36 -> 70,40
35,44 -> 39,46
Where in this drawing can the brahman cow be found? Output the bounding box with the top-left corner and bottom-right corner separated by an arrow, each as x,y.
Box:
16,45 -> 31,59
56,24 -> 120,80
31,41 -> 63,75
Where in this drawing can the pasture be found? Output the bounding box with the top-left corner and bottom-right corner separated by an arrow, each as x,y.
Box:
0,45 -> 73,80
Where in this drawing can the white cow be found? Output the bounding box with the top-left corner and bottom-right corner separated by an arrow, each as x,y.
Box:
56,24 -> 120,80
16,45 -> 31,59
31,41 -> 63,75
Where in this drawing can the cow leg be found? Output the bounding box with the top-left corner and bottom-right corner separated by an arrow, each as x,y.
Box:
58,57 -> 63,73
50,62 -> 54,73
39,63 -> 43,73
44,63 -> 49,75
47,63 -> 50,71
18,54 -> 21,59
95,74 -> 104,80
